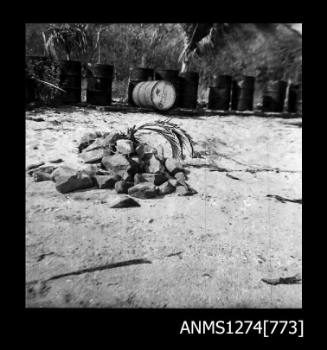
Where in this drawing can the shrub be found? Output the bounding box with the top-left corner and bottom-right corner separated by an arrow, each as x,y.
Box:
25,56 -> 62,104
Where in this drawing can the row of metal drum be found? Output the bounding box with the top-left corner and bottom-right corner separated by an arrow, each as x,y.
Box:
25,57 -> 114,105
129,69 -> 302,114
26,57 -> 302,114
128,68 -> 199,110
208,75 -> 303,113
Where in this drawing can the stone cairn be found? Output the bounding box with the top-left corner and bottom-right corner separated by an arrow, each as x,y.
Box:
27,130 -> 196,207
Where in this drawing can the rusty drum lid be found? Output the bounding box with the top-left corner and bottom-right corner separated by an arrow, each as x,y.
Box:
151,80 -> 176,111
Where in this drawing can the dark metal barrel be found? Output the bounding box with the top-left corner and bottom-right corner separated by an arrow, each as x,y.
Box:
154,69 -> 180,108
127,67 -> 154,105
287,83 -> 298,113
212,74 -> 232,89
60,60 -> 82,104
208,74 -> 232,110
129,67 -> 154,81
231,76 -> 255,111
262,80 -> 287,112
179,71 -> 199,109
296,84 -> 302,114
208,87 -> 231,110
239,76 -> 255,90
231,80 -> 240,110
87,63 -> 114,106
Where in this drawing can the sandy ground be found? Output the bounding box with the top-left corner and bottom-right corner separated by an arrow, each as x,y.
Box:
25,106 -> 302,308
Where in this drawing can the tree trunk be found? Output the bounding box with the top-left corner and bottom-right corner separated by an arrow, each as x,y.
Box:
180,56 -> 190,73
97,30 -> 101,63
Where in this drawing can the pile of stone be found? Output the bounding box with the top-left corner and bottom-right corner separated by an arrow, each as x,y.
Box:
27,130 -> 196,205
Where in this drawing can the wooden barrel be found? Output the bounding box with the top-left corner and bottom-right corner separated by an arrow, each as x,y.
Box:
60,60 -> 82,104
231,76 -> 255,111
154,69 -> 180,108
262,80 -> 287,112
87,63 -> 114,106
128,67 -> 154,105
179,71 -> 199,109
132,80 -> 176,111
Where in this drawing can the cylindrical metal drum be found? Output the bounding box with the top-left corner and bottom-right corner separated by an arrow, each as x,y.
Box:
231,80 -> 240,110
154,69 -> 180,108
127,67 -> 154,105
208,74 -> 232,110
231,76 -> 255,111
212,74 -> 232,89
238,76 -> 255,111
59,60 -> 82,104
296,84 -> 302,114
179,71 -> 199,109
129,67 -> 154,81
87,63 -> 114,106
132,80 -> 176,111
262,80 -> 287,112
239,76 -> 255,90
208,87 -> 231,110
287,83 -> 298,113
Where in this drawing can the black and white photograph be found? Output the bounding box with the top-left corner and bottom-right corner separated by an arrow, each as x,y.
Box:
25,23 -> 302,310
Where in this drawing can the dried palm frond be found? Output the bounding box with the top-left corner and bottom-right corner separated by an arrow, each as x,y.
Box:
125,119 -> 194,159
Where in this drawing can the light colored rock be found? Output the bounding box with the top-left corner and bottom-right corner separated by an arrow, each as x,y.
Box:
153,144 -> 165,161
116,139 -> 134,155
128,183 -> 158,199
94,175 -> 121,189
52,166 -> 94,194
115,180 -> 134,194
134,173 -> 167,186
176,185 -> 189,196
176,185 -> 197,196
33,172 -> 52,182
80,148 -> 104,164
102,132 -> 124,148
158,181 -> 176,195
80,164 -> 99,177
165,158 -> 184,175
145,154 -> 164,174
83,138 -> 104,152
78,132 -> 101,153
26,161 -> 45,171
102,154 -> 135,176
168,179 -> 178,187
174,171 -> 188,187
136,143 -> 154,159
28,164 -> 58,177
